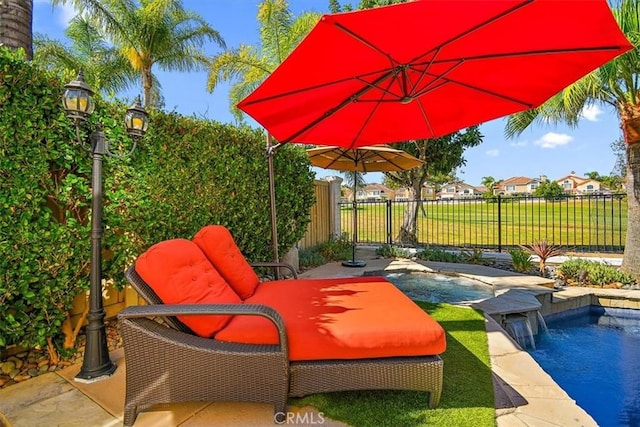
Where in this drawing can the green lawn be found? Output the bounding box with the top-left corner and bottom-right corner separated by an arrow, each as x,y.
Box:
342,197 -> 627,251
291,302 -> 495,427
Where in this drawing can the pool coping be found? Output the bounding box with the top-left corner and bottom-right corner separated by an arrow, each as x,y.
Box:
299,254 -> 638,426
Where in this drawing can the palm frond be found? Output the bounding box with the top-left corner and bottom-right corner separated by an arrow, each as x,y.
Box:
207,46 -> 268,92
259,0 -> 295,64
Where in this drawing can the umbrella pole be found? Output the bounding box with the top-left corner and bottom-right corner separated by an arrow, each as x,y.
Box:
352,172 -> 357,262
342,169 -> 366,267
267,133 -> 280,277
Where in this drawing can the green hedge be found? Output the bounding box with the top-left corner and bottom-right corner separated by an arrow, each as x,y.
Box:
0,47 -> 315,352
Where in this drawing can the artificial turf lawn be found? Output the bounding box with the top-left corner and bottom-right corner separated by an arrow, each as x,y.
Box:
291,302 -> 495,427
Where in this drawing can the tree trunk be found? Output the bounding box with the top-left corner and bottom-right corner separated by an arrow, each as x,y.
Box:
142,67 -> 153,108
0,0 -> 33,60
622,141 -> 640,279
395,181 -> 422,246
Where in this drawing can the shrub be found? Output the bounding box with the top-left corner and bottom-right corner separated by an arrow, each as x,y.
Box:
416,247 -> 461,263
460,248 -> 487,265
298,249 -> 326,270
556,258 -> 591,281
509,248 -> 534,273
376,244 -> 411,258
557,259 -> 636,287
319,233 -> 352,261
0,47 -> 316,358
299,234 -> 352,269
1,48 -> 91,354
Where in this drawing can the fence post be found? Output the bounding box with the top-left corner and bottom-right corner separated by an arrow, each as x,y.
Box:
386,200 -> 392,245
326,176 -> 343,239
497,194 -> 502,252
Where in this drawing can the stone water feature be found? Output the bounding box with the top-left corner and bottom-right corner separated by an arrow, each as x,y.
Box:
472,287 -> 554,350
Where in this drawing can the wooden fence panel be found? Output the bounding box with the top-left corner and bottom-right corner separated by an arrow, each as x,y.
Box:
298,180 -> 331,250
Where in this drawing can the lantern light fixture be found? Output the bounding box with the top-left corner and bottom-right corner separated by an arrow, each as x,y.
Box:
62,71 -> 149,382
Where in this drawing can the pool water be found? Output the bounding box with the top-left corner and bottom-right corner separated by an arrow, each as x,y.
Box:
382,272 -> 494,303
529,307 -> 640,427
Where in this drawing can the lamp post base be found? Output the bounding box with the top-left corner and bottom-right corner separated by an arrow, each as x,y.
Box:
75,325 -> 116,382
342,260 -> 367,268
74,364 -> 116,384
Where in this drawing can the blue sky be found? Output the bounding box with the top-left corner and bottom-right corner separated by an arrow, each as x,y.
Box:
33,0 -> 624,186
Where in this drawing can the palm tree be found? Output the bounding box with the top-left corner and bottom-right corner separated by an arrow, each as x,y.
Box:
505,0 -> 640,279
35,15 -> 139,96
0,0 -> 33,59
481,176 -> 496,196
207,0 -> 320,119
342,170 -> 366,202
52,0 -> 226,107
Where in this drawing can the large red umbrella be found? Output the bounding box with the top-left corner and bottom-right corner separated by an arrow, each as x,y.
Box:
239,0 -> 632,264
238,0 -> 632,149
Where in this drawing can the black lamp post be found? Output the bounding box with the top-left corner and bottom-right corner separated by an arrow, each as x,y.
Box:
62,72 -> 148,382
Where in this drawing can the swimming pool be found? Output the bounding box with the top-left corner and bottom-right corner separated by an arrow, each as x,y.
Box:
529,307 -> 640,427
382,271 -> 494,303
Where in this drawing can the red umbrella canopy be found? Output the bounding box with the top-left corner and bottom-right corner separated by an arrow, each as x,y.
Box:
238,0 -> 632,149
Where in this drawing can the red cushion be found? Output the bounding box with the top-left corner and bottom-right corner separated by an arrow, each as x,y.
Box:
193,225 -> 260,299
215,277 -> 446,361
135,238 -> 242,338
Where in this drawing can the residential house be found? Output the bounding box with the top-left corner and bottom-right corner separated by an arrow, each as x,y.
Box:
437,183 -> 486,200
421,185 -> 436,200
342,183 -> 394,202
555,172 -> 605,195
394,185 -> 436,201
394,187 -> 412,201
493,176 -> 541,196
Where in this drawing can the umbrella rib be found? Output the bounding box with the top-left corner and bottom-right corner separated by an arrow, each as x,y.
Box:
409,45 -> 626,108
330,20 -> 400,68
405,59 -> 463,99
348,74 -> 400,148
423,45 -> 629,65
408,47 -> 440,97
239,68 -> 394,108
421,71 -> 535,108
354,68 -> 403,100
409,0 -> 534,65
416,98 -> 435,137
282,70 -> 398,144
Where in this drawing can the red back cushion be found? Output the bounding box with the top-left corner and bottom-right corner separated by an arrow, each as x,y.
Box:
135,238 -> 242,337
193,225 -> 260,299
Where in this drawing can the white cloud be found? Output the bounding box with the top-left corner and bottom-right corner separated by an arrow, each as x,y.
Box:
485,149 -> 500,157
580,104 -> 603,122
510,140 -> 527,147
58,5 -> 77,26
35,1 -> 76,27
534,132 -> 573,149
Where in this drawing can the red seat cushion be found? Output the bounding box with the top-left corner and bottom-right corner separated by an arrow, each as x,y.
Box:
193,225 -> 260,299
215,277 -> 446,361
135,238 -> 242,338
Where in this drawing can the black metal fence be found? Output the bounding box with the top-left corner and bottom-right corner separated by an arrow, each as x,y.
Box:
340,194 -> 627,253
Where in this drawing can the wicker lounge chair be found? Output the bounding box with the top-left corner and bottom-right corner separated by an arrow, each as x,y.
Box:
118,226 -> 445,426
